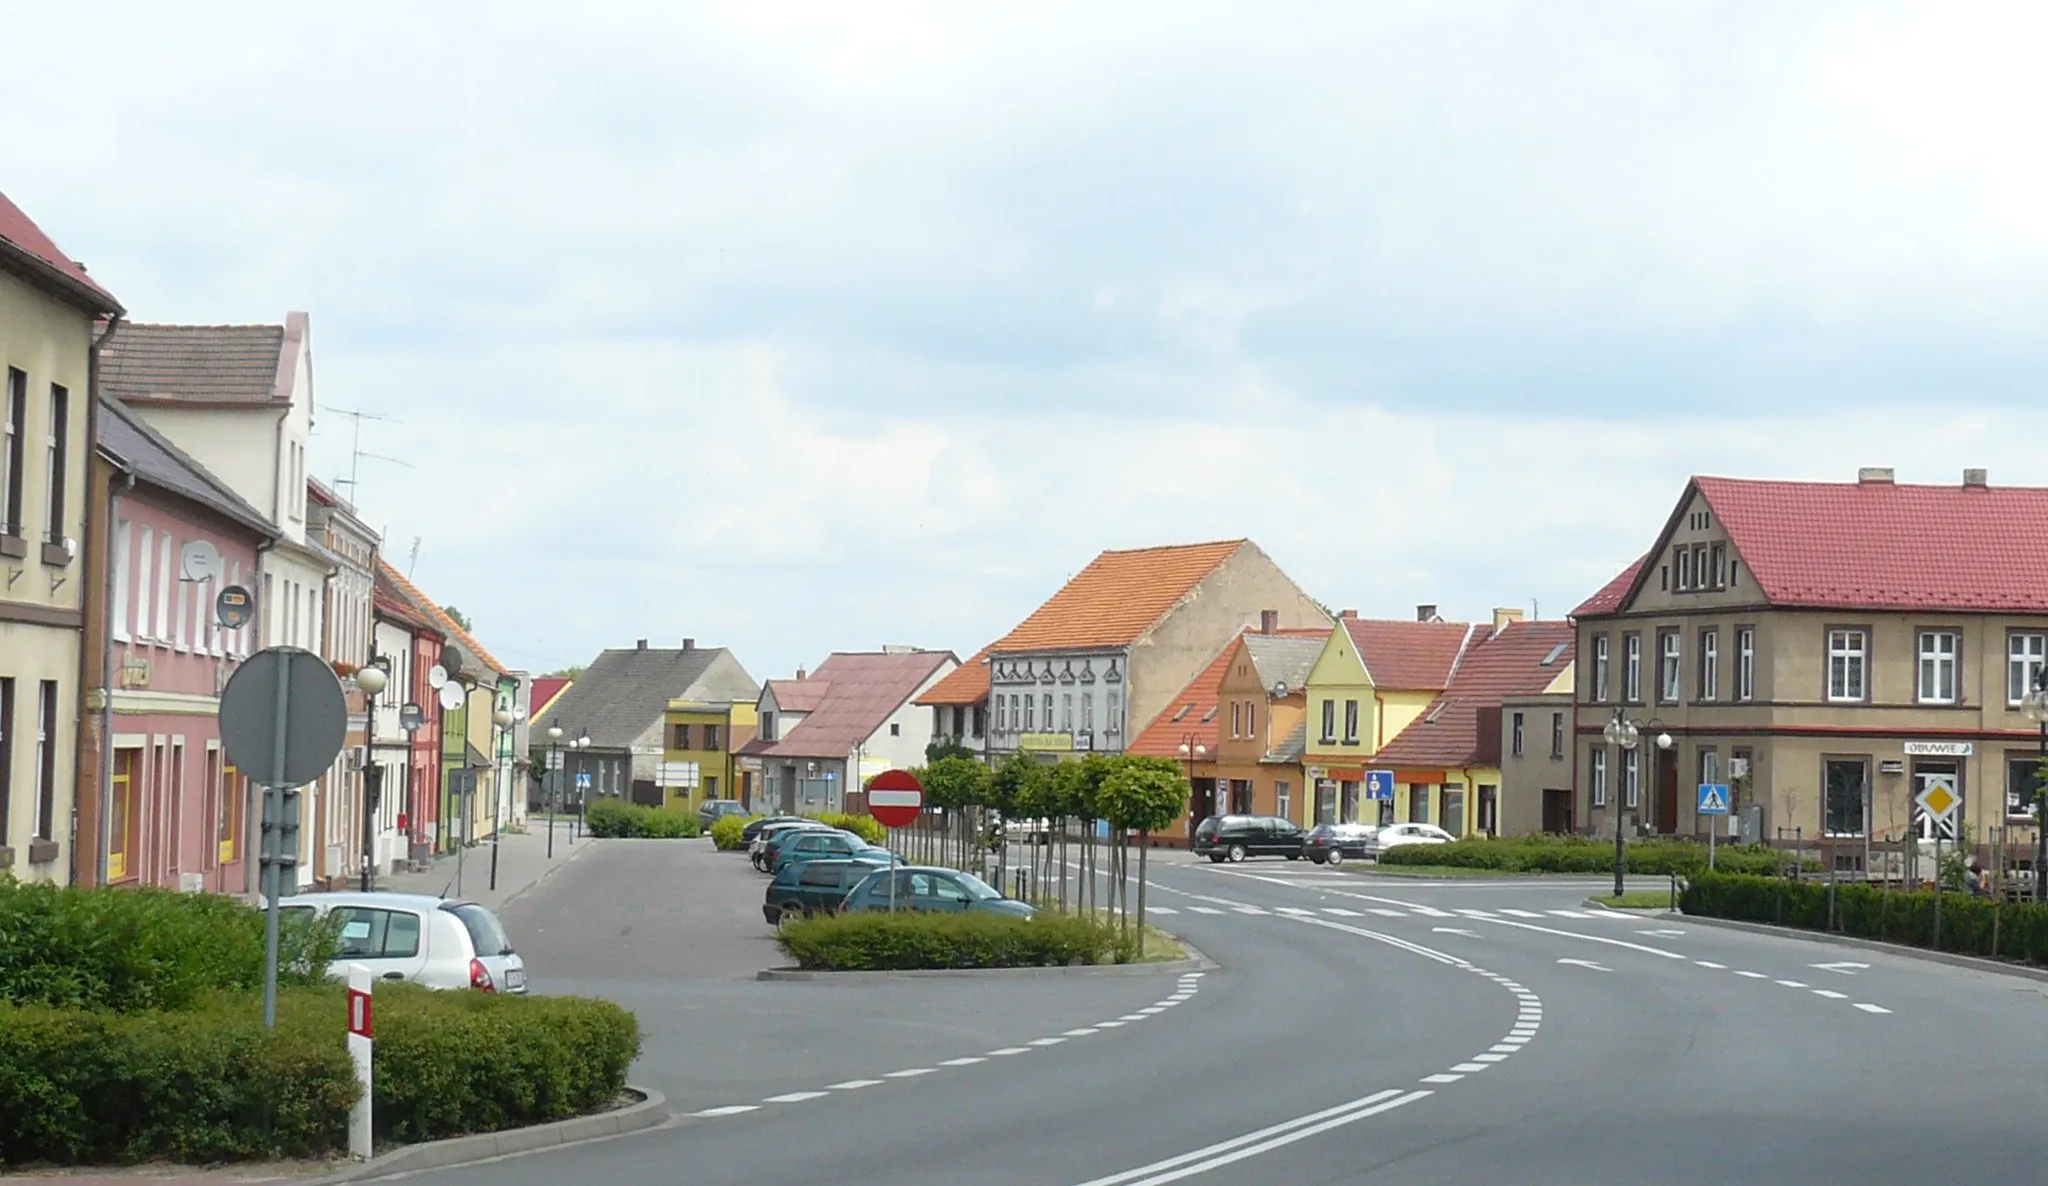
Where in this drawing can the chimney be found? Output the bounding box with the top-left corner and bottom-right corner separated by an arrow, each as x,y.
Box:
1857,467 -> 1895,485
795,666 -> 807,681
1492,607 -> 1525,634
636,638 -> 648,650
1417,604 -> 1439,623
1964,468 -> 1989,489
1260,610 -> 1279,635
1338,609 -> 1357,620
683,637 -> 696,650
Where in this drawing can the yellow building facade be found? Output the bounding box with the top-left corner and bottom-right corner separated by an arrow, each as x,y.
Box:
661,700 -> 758,813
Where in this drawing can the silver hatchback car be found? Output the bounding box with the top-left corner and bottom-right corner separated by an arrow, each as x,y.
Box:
279,891 -> 527,994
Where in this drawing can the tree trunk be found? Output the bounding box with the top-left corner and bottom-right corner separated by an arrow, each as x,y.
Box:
1137,832 -> 1149,958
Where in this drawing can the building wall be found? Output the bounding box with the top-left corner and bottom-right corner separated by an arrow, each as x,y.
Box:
368,616 -> 414,876
0,274 -> 94,881
1498,695 -> 1575,836
129,407 -> 285,531
988,648 -> 1129,756
1128,546 -> 1327,740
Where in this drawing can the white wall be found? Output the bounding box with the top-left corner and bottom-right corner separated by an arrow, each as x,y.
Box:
860,659 -> 958,775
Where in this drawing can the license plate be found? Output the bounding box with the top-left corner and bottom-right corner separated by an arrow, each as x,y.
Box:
505,967 -> 525,991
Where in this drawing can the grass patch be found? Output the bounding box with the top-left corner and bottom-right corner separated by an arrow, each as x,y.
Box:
1362,864 -> 1550,880
1587,890 -> 1677,909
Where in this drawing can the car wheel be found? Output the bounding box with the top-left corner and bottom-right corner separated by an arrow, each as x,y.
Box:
1327,849 -> 1345,866
1310,853 -> 1326,865
1285,853 -> 1301,861
1227,844 -> 1247,863
1208,854 -> 1226,864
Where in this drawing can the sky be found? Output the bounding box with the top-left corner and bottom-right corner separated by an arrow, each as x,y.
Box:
6,1 -> 2047,680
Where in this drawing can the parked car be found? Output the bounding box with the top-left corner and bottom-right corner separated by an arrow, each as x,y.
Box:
1365,822 -> 1457,859
769,828 -> 886,875
698,799 -> 749,831
764,855 -> 894,926
841,866 -> 1035,918
1192,814 -> 1306,863
741,815 -> 808,845
276,891 -> 526,993
751,820 -> 832,869
1302,822 -> 1379,865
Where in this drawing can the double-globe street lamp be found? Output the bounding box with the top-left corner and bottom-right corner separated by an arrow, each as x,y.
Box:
1602,708 -> 1672,899
2023,669 -> 2048,904
354,661 -> 390,893
489,702 -> 525,891
1177,735 -> 1208,838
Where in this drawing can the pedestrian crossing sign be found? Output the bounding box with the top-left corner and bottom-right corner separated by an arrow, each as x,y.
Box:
1697,783 -> 1730,815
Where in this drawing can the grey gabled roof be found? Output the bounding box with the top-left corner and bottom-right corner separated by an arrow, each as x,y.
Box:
101,323 -> 289,405
534,645 -> 742,750
96,395 -> 276,539
1262,720 -> 1307,765
1243,635 -> 1324,696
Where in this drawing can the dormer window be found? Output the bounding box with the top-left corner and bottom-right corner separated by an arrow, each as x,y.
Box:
1710,543 -> 1726,589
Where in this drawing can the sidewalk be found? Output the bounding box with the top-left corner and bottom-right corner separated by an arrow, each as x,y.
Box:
376,820 -> 594,912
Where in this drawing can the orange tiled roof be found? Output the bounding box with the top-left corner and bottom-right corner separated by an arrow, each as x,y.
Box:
1373,621 -> 1576,768
1342,618 -> 1476,691
376,558 -> 506,677
916,646 -> 991,706
994,540 -> 1246,653
1126,634 -> 1241,759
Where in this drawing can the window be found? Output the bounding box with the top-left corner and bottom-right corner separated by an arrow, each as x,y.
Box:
1061,693 -> 1073,732
1710,543 -> 1726,588
1590,747 -> 1608,807
110,746 -> 139,879
1697,746 -> 1719,788
2010,633 -> 2047,705
44,384 -> 67,544
1676,546 -> 1693,591
1320,699 -> 1336,744
1593,635 -> 1610,702
1511,711 -> 1525,757
1024,694 -> 1036,732
1043,693 -> 1053,733
889,722 -> 900,737
1441,785 -> 1465,835
1551,711 -> 1565,758
1343,698 -> 1359,743
1737,627 -> 1755,701
1917,631 -> 1959,705
672,723 -> 690,750
1694,544 -> 1709,590
1276,780 -> 1291,821
1827,629 -> 1868,702
1623,747 -> 1640,808
1340,780 -> 1360,824
1623,634 -> 1642,702
1106,692 -> 1120,735
1658,629 -> 1681,703
1231,701 -> 1241,738
972,704 -> 986,737
1698,629 -> 1719,701
1082,692 -> 1093,732
2,368 -> 23,535
705,724 -> 721,750
33,680 -> 55,841
1823,758 -> 1867,836
763,711 -> 777,740
0,679 -> 11,848
333,906 -> 424,959
2007,758 -> 2041,820
1408,784 -> 1430,823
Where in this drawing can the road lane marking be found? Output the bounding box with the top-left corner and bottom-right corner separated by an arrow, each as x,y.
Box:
1471,1054 -> 1509,1063
1148,906 -> 1179,915
1811,961 -> 1869,975
939,1057 -> 986,1067
884,1068 -> 936,1078
1029,1037 -> 1068,1046
828,1079 -> 883,1089
1695,960 -> 1727,969
1411,905 -> 1455,917
1064,1028 -> 1101,1036
1547,910 -> 1594,918
1558,958 -> 1611,972
988,1047 -> 1031,1056
763,1091 -> 829,1103
1136,1007 -> 1165,1014
1775,980 -> 1809,989
1463,914 -> 1687,960
1188,907 -> 1225,915
1118,1015 -> 1148,1022
1734,970 -> 1768,979
1420,1074 -> 1463,1084
1854,1003 -> 1892,1014
1096,1020 -> 1127,1028
1812,990 -> 1848,1000
1456,908 -> 1496,918
1432,927 -> 1480,938
1069,1090 -> 1428,1186
1489,1044 -> 1521,1053
1324,907 -> 1363,916
1500,908 -> 1543,917
693,1105 -> 759,1117
1638,929 -> 1687,937
1449,1062 -> 1490,1072
1275,907 -> 1315,915
1234,906 -> 1270,915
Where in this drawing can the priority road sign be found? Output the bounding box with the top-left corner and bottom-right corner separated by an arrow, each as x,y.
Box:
867,768 -> 924,829
1916,776 -> 1960,822
1364,770 -> 1395,801
1697,783 -> 1731,815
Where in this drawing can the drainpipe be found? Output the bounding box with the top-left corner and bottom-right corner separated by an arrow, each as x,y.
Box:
93,463 -> 136,887
81,314 -> 122,887
245,536 -> 279,899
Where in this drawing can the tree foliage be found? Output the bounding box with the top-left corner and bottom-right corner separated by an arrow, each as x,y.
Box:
921,755 -> 992,811
442,604 -> 473,631
1097,756 -> 1188,833
925,738 -> 974,764
994,752 -> 1053,819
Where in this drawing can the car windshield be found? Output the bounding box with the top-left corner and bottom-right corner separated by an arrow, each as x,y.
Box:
951,872 -> 1004,901
445,903 -> 514,956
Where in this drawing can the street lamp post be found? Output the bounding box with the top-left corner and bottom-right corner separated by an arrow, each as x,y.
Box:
490,704 -> 516,891
1602,708 -> 1673,898
354,663 -> 389,893
546,724 -> 563,859
2024,672 -> 2048,904
1177,735 -> 1207,836
572,733 -> 591,841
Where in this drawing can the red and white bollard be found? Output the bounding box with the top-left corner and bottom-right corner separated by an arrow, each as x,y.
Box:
346,962 -> 373,1159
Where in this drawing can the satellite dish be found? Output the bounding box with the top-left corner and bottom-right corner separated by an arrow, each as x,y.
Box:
179,539 -> 223,583
1271,680 -> 1289,699
438,682 -> 465,711
428,664 -> 449,690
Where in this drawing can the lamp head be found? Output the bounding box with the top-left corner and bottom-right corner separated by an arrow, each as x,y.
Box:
354,666 -> 387,696
493,708 -> 514,728
1655,732 -> 1674,751
548,725 -> 562,741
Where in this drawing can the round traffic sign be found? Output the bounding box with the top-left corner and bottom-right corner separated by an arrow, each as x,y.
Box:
867,768 -> 923,828
219,646 -> 348,787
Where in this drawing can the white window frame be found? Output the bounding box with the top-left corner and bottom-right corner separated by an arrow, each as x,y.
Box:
1623,747 -> 1640,809
2009,632 -> 2047,706
1,369 -> 19,533
1699,629 -> 1719,702
1511,711 -> 1525,758
1827,629 -> 1868,703
1676,547 -> 1693,591
110,520 -> 132,642
1343,698 -> 1359,743
1321,699 -> 1336,743
1737,627 -> 1755,701
1659,630 -> 1681,704
1230,701 -> 1241,739
1593,635 -> 1610,702
1917,630 -> 1959,705
1624,634 -> 1642,702
1590,747 -> 1608,807
1107,691 -> 1121,736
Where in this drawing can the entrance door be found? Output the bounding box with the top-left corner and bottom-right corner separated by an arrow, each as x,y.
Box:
1541,788 -> 1571,834
1655,747 -> 1679,835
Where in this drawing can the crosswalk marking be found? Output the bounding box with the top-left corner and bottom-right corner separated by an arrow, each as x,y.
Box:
1547,909 -> 1593,918
1499,908 -> 1544,918
1188,906 -> 1224,915
1368,908 -> 1408,917
1148,906 -> 1179,915
1322,907 -> 1363,916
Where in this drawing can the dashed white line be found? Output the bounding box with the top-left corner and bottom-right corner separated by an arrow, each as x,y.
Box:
1275,906 -> 1315,916
1064,1028 -> 1101,1036
1733,970 -> 1768,979
1547,909 -> 1594,919
1368,908 -> 1408,917
1148,906 -> 1180,915
1695,960 -> 1727,969
693,1105 -> 759,1117
884,1068 -> 936,1078
1471,1054 -> 1509,1063
1854,1003 -> 1892,1014
1096,1020 -> 1127,1028
1500,908 -> 1544,918
988,1047 -> 1031,1056
1235,906 -> 1271,915
1449,1062 -> 1490,1073
1323,907 -> 1363,916
939,1057 -> 986,1067
1028,1037 -> 1067,1046
764,1091 -> 829,1103
827,1079 -> 883,1090
1775,980 -> 1809,989
1420,1073 -> 1464,1084
1188,906 -> 1225,915
1812,990 -> 1848,1000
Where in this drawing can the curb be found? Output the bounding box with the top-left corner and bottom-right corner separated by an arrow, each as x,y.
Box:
1582,897 -> 1673,912
498,835 -> 598,911
306,1087 -> 667,1184
757,940 -> 1219,982
1669,912 -> 2048,986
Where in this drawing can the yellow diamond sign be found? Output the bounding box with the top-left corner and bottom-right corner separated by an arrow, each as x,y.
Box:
1915,778 -> 1959,821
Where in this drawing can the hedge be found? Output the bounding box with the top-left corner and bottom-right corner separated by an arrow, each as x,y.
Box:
710,814 -> 754,851
0,983 -> 639,1167
776,911 -> 1137,970
583,798 -> 701,838
1680,871 -> 2048,966
0,880 -> 339,1013
814,812 -> 886,846
1378,835 -> 1807,877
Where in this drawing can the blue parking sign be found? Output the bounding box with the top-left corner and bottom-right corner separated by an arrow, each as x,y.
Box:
1364,770 -> 1395,801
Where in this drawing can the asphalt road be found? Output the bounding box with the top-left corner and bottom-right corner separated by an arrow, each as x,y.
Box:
401,843 -> 2048,1185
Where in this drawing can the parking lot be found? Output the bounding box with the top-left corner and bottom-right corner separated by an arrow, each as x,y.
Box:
495,837 -> 1196,1114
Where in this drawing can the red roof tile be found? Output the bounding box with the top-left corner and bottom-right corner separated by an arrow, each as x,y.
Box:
1341,618 -> 1476,691
759,650 -> 956,759
529,677 -> 572,718
1373,621 -> 1577,769
766,676 -> 832,713
377,559 -> 505,676
0,189 -> 121,314
1127,636 -> 1241,759
994,540 -> 1246,652
916,646 -> 991,706
1695,475 -> 2048,612
1571,556 -> 1647,618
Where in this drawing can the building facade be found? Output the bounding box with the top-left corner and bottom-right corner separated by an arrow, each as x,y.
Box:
1300,609 -> 1476,828
1497,692 -> 1576,835
308,479 -> 378,887
659,699 -> 759,811
0,190 -> 124,882
754,649 -> 956,814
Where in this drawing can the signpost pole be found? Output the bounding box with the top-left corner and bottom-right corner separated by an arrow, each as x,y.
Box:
346,961 -> 373,1160
261,651 -> 293,1030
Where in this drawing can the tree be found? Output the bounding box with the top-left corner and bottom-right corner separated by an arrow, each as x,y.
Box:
925,738 -> 974,764
993,753 -> 1053,899
922,756 -> 992,869
542,665 -> 584,681
443,604 -> 473,631
1097,756 -> 1191,951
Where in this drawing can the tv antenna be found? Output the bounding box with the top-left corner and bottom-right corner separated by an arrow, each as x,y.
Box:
407,536 -> 422,576
326,406 -> 411,500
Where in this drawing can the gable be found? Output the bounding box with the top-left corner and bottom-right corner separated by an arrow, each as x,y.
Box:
1305,628 -> 1372,691
1616,483 -> 1765,615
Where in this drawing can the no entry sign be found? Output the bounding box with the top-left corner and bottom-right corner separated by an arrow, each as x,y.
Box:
867,769 -> 924,828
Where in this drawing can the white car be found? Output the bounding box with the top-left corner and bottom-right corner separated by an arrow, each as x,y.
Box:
278,891 -> 527,994
1366,823 -> 1457,859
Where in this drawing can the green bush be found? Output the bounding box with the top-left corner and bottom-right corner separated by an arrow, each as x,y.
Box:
1378,835 -> 1806,877
815,812 -> 886,846
0,881 -> 340,1014
0,983 -> 640,1168
710,813 -> 755,851
1680,871 -> 2048,965
584,798 -> 701,838
776,910 -> 1130,970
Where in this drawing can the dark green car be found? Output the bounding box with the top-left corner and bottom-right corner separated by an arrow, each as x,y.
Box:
764,856 -> 894,926
842,866 -> 1036,918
